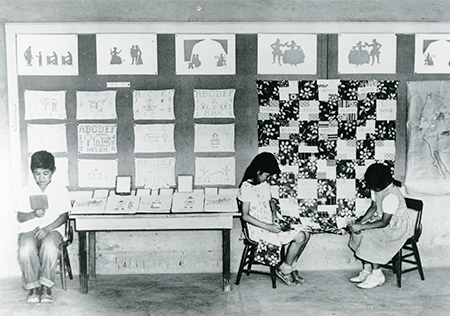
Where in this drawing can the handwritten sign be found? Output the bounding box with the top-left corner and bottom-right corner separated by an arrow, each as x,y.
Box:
194,89 -> 235,118
78,124 -> 117,154
76,90 -> 117,120
133,89 -> 175,120
135,157 -> 176,188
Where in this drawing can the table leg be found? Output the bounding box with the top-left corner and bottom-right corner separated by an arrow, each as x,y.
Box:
78,231 -> 88,294
222,229 -> 231,292
89,232 -> 96,280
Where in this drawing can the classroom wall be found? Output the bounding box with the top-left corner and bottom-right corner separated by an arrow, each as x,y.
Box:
1,1 -> 450,279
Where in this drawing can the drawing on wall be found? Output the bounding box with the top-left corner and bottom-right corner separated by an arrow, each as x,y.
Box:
405,81 -> 450,195
175,34 -> 235,75
76,91 -> 117,120
193,89 -> 235,118
24,90 -> 67,120
195,157 -> 235,186
78,123 -> 117,154
134,124 -> 175,153
414,34 -> 450,74
133,89 -> 175,120
17,34 -> 78,76
96,34 -> 158,75
27,123 -> 67,153
257,79 -> 398,233
338,34 -> 397,74
258,34 -> 317,75
78,159 -> 117,188
194,123 -> 235,152
135,157 -> 176,188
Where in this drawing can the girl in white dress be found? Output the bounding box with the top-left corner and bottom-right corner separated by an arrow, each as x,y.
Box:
237,152 -> 311,286
348,163 -> 414,289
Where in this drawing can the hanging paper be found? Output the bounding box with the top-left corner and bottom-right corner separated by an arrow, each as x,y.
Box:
194,124 -> 235,152
195,157 -> 235,186
317,80 -> 340,101
27,124 -> 67,153
175,34 -> 235,75
135,157 -> 176,189
78,124 -> 117,154
194,89 -> 235,118
414,34 -> 450,74
17,34 -> 78,76
257,34 -> 317,75
76,91 -> 117,120
133,89 -> 175,120
24,90 -> 67,120
78,159 -> 117,188
134,124 -> 175,153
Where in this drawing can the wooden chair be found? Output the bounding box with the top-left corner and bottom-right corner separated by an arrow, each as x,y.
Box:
57,220 -> 74,290
382,197 -> 425,288
235,201 -> 284,289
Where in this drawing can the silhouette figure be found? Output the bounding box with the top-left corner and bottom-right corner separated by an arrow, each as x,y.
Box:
130,45 -> 137,65
135,45 -> 143,65
365,39 -> 382,65
47,51 -> 58,65
36,51 -> 42,66
348,41 -> 370,66
271,38 -> 287,65
62,51 -> 73,65
24,46 -> 33,66
283,40 -> 305,66
110,47 -> 123,65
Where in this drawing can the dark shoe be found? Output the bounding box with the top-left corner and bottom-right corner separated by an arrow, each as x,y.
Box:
27,287 -> 40,304
275,268 -> 296,286
40,286 -> 54,303
292,270 -> 306,285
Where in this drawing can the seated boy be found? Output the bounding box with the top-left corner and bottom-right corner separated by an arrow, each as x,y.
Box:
16,150 -> 71,303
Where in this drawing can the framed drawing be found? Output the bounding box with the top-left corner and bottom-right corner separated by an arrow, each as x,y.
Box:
115,175 -> 132,196
175,34 -> 235,75
96,33 -> 158,75
258,34 -> 317,75
177,174 -> 194,193
338,33 -> 397,74
415,34 -> 450,74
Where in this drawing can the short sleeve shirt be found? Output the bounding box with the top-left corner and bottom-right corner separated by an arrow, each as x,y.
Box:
16,180 -> 71,235
371,185 -> 399,215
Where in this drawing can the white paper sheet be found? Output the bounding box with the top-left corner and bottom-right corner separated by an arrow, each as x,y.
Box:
135,157 -> 176,188
133,89 -> 175,120
194,123 -> 235,152
195,157 -> 235,186
134,124 -> 175,153
27,123 -> 67,153
194,89 -> 235,118
24,90 -> 67,120
76,91 -> 117,120
78,159 -> 118,188
78,124 -> 117,154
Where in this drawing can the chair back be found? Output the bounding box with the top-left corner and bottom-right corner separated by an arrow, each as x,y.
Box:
405,197 -> 423,242
237,199 -> 256,244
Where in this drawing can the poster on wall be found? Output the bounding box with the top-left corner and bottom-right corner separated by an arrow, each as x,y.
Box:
414,34 -> 450,74
76,91 -> 117,120
133,89 -> 175,120
135,157 -> 176,188
195,157 -> 235,186
16,34 -> 78,76
78,123 -> 117,154
96,34 -> 158,75
194,123 -> 235,152
193,89 -> 235,118
404,81 -> 450,195
257,34 -> 317,75
175,34 -> 235,75
24,90 -> 67,120
134,124 -> 175,153
338,33 -> 397,74
27,123 -> 67,153
78,159 -> 117,188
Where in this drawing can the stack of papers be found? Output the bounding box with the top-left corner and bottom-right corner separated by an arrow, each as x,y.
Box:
137,195 -> 172,213
104,196 -> 140,214
71,198 -> 107,215
204,194 -> 238,212
171,192 -> 205,213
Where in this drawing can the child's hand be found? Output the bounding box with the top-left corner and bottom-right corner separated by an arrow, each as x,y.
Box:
350,223 -> 363,233
35,209 -> 46,218
267,222 -> 282,233
35,227 -> 50,240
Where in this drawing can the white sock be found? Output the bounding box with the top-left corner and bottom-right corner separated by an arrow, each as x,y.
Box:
279,262 -> 293,274
372,268 -> 383,278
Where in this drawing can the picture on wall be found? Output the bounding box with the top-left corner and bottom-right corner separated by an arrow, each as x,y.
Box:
414,34 -> 450,74
96,34 -> 158,75
338,33 -> 397,74
257,34 -> 317,75
175,34 -> 235,75
16,34 -> 78,76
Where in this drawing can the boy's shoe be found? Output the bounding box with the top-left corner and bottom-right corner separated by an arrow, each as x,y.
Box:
349,270 -> 371,283
292,270 -> 306,285
357,274 -> 386,289
40,285 -> 54,303
26,287 -> 40,304
275,268 -> 296,286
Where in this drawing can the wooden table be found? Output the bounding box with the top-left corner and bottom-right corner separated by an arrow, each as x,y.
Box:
70,212 -> 234,293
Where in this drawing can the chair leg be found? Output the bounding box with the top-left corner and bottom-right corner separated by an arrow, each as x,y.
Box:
64,247 -> 73,280
412,242 -> 425,281
395,250 -> 402,288
246,245 -> 256,275
270,266 -> 277,289
236,244 -> 250,285
60,252 -> 67,290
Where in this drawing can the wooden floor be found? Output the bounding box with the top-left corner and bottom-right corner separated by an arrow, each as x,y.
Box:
1,268 -> 448,316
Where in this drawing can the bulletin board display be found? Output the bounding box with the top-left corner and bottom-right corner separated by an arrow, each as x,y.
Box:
16,34 -> 322,190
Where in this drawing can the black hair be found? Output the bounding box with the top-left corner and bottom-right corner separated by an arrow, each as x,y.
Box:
239,152 -> 281,186
364,163 -> 393,191
30,150 -> 56,171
